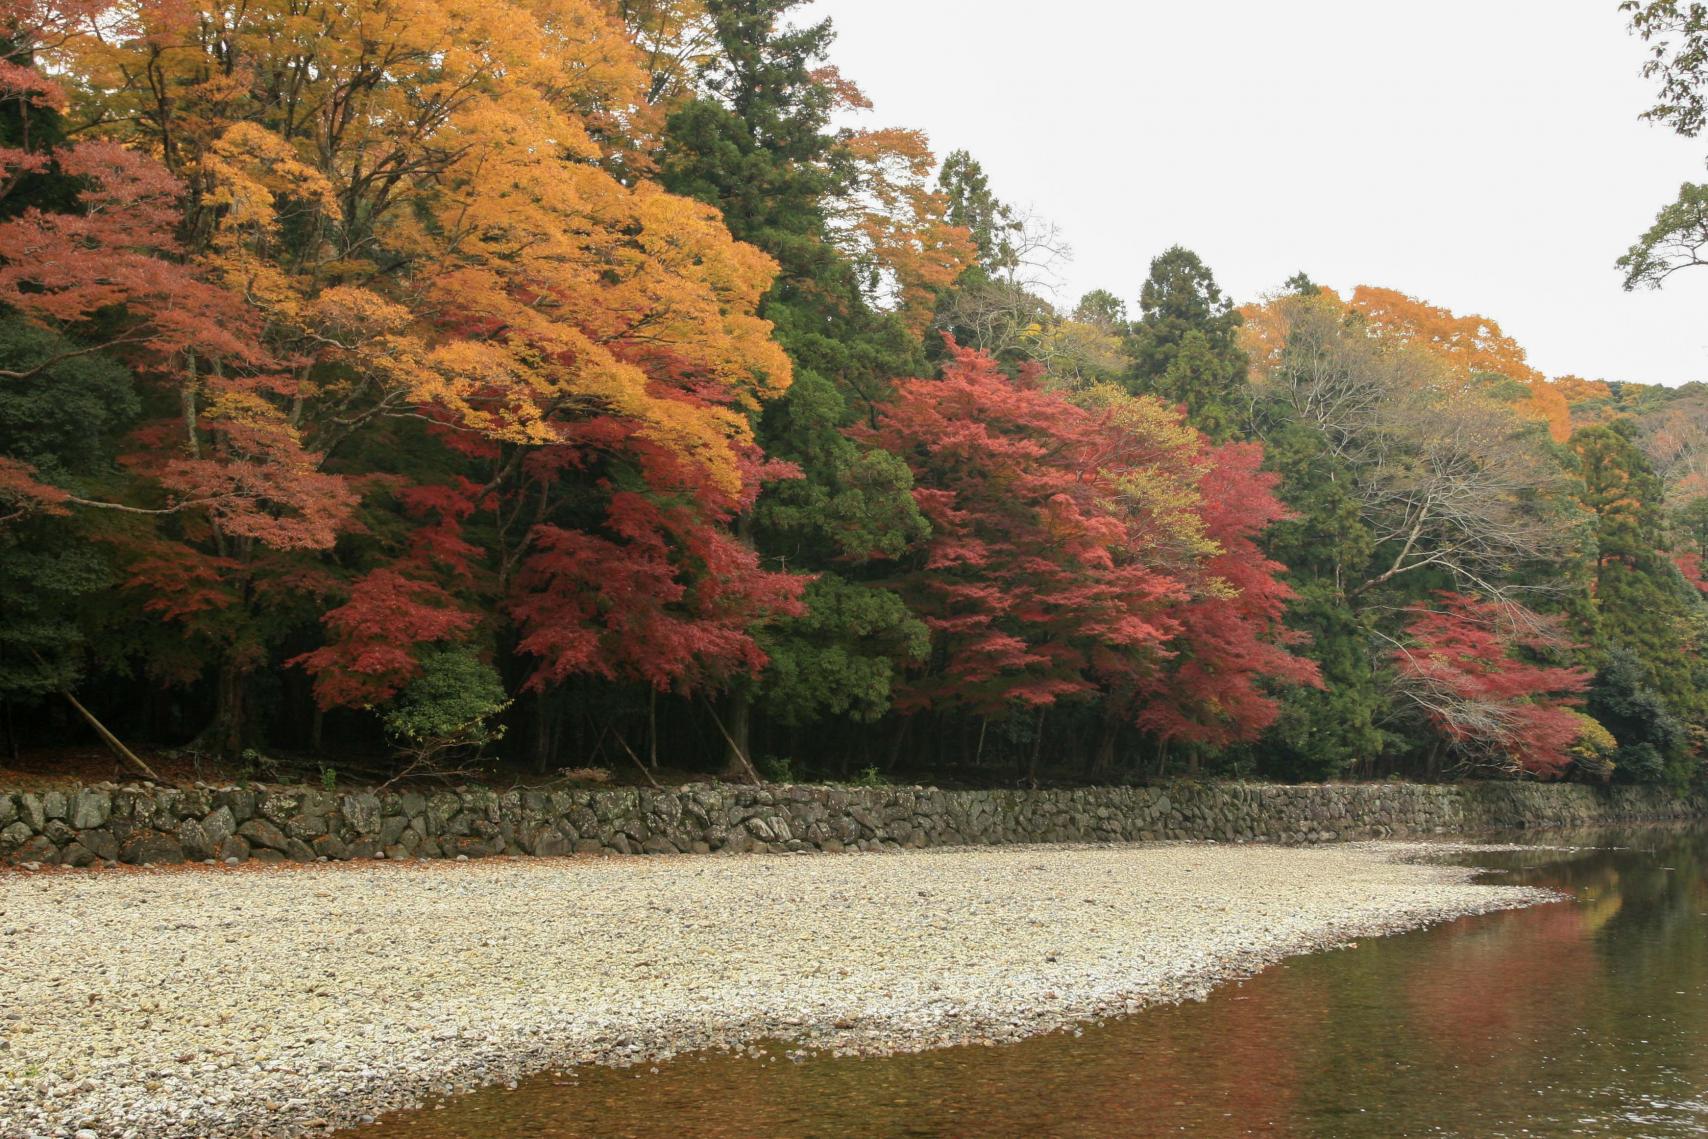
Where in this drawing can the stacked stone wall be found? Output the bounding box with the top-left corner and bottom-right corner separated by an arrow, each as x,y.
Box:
1,780 -> 1700,867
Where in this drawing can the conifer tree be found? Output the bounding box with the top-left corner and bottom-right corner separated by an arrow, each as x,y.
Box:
1126,247 -> 1250,442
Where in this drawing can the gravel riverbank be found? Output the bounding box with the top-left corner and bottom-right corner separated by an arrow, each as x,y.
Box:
0,842 -> 1557,1139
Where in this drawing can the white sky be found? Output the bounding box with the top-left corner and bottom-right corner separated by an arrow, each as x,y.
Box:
806,0 -> 1708,386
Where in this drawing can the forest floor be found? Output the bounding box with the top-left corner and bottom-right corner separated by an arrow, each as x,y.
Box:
0,746 -> 709,796
0,841 -> 1557,1139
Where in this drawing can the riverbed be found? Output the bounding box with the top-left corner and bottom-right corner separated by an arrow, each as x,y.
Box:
0,841 -> 1550,1138
363,828 -> 1708,1138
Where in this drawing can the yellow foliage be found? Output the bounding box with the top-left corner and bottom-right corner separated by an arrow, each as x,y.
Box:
830,128 -> 975,335
1243,285 -> 1572,443
1071,383 -> 1220,566
58,0 -> 789,497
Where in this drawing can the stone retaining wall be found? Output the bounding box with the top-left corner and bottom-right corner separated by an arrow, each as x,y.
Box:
0,780 -> 1702,867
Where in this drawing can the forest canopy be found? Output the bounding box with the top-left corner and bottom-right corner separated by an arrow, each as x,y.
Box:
1,0 -> 1706,794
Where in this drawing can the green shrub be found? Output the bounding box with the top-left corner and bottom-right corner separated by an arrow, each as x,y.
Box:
383,649 -> 510,773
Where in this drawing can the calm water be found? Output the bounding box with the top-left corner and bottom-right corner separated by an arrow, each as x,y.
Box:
362,828 -> 1708,1138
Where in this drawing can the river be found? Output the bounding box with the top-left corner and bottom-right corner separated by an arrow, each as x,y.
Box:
357,827 -> 1708,1137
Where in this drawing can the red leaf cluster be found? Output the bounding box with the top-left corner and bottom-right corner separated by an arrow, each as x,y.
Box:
1393,593 -> 1591,777
509,491 -> 805,695
866,342 -> 1315,736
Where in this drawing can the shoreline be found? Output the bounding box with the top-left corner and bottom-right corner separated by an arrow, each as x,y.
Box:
0,842 -> 1560,1139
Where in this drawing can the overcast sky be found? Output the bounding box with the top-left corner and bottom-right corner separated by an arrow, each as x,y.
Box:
806,0 -> 1708,386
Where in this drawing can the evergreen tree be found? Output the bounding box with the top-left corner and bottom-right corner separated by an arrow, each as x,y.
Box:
1126,246 -> 1250,441
937,149 -> 1018,274
659,0 -> 934,770
1250,416 -> 1384,780
1587,649 -> 1688,785
1572,420 -> 1708,784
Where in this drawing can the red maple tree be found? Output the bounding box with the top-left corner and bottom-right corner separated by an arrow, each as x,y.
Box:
866,341 -> 1315,741
1392,593 -> 1591,777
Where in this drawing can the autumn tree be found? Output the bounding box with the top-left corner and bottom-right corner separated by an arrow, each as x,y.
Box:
1390,594 -> 1591,778
1235,284 -> 1589,780
866,342 -> 1314,777
35,0 -> 800,763
1346,286 -> 1571,442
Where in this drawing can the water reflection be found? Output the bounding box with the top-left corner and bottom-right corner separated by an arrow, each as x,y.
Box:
362,828 -> 1708,1138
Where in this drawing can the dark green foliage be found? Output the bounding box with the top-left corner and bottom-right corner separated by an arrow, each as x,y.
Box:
382,649 -> 510,762
1257,421 -> 1374,583
1589,649 -> 1690,785
757,576 -> 927,725
0,318 -> 139,485
755,372 -> 927,563
1572,422 -> 1708,783
0,533 -> 111,700
0,318 -> 139,703
1126,246 -> 1250,441
1253,417 -> 1383,780
661,0 -> 837,263
753,371 -> 930,726
1259,585 -> 1385,781
938,149 -> 1017,273
658,0 -> 933,762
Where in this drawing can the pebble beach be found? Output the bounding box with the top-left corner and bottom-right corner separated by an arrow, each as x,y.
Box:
0,842 -> 1557,1139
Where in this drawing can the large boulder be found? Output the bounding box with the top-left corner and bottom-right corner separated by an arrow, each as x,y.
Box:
311,833 -> 349,860
13,834 -> 58,864
341,793 -> 382,835
258,793 -> 301,825
444,835 -> 494,859
78,828 -> 118,861
216,787 -> 257,824
237,818 -> 290,852
178,818 -> 215,861
285,813 -> 326,841
522,827 -> 570,857
0,821 -> 34,855
201,806 -> 236,847
118,829 -> 184,865
69,789 -> 111,830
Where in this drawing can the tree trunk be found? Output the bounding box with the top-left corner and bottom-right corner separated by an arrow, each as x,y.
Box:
1090,713 -> 1120,779
203,661 -> 245,757
886,715 -> 912,771
720,692 -> 752,780
706,697 -> 760,783
1025,708 -> 1047,788
533,700 -> 550,774
648,687 -> 659,770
